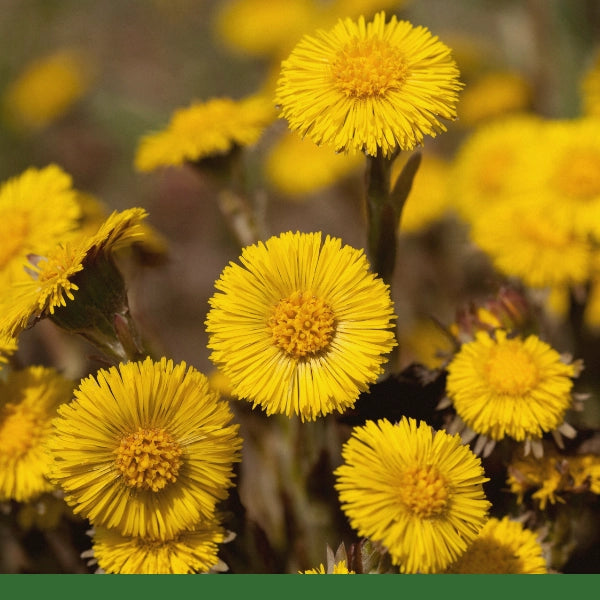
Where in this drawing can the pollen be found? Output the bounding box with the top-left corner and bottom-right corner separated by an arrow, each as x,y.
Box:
398,464 -> 449,519
331,37 -> 408,99
115,427 -> 183,492
483,340 -> 539,395
268,291 -> 335,358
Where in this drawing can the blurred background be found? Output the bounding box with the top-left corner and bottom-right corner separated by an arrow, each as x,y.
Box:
1,0 -> 600,573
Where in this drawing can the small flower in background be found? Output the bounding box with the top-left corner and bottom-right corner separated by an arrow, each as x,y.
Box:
263,130 -> 363,199
581,50 -> 600,118
206,231 -> 397,421
48,357 -> 242,540
275,11 -> 463,157
87,521 -> 232,574
334,417 -> 490,573
444,517 -> 547,574
134,95 -> 276,173
302,560 -> 354,574
2,49 -> 93,133
0,165 -> 81,287
457,70 -> 533,128
391,152 -> 451,234
445,329 -> 581,457
214,0 -> 320,59
0,366 -> 74,503
507,446 -> 600,509
0,333 -> 17,366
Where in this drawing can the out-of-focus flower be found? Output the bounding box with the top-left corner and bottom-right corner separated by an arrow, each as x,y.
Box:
275,11 -> 463,157
0,333 -> 17,366
445,517 -> 547,573
0,366 -> 73,502
457,71 -> 533,128
581,51 -> 600,118
48,357 -> 242,540
263,131 -> 363,198
134,95 -> 276,172
206,231 -> 397,421
0,165 -> 81,287
445,329 -> 580,456
334,417 -> 490,573
3,49 -> 93,132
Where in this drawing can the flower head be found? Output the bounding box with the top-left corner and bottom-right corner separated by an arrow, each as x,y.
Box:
445,330 -> 578,445
0,208 -> 147,348
3,49 -> 93,132
0,366 -> 74,502
0,165 -> 81,285
302,560 -> 354,574
334,417 -> 490,573
445,517 -> 547,574
89,521 -> 229,574
48,357 -> 242,540
275,11 -> 462,157
134,95 -> 276,172
206,231 -> 397,421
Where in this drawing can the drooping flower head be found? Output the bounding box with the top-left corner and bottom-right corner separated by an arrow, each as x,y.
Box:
445,329 -> 579,450
0,165 -> 81,286
89,520 -> 230,574
48,357 -> 242,540
0,366 -> 74,502
206,231 -> 397,421
0,208 -> 148,360
334,417 -> 490,573
445,517 -> 547,574
275,11 -> 463,157
134,95 -> 276,172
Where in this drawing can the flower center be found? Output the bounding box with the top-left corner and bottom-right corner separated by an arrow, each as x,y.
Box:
476,149 -> 513,196
451,538 -> 524,574
0,212 -> 29,270
398,464 -> 449,519
331,38 -> 408,99
554,150 -> 600,200
0,403 -> 40,458
484,341 -> 539,395
268,291 -> 335,358
517,214 -> 572,249
115,427 -> 183,492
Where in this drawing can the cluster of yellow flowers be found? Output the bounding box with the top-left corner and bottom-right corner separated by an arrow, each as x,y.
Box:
1,3 -> 600,576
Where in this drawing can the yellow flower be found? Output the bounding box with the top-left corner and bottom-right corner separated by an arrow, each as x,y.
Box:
446,329 -> 578,444
450,113 -> 542,223
134,95 -> 276,172
0,208 -> 147,342
214,0 -> 320,58
275,11 -> 463,157
0,366 -> 74,502
48,357 -> 242,540
2,49 -> 93,132
334,417 -> 490,574
457,71 -> 532,128
445,517 -> 547,574
302,560 -> 354,574
0,165 -> 81,286
263,130 -> 363,198
0,333 -> 18,365
206,231 -> 397,421
468,199 -> 593,289
391,152 -> 451,233
89,521 -> 229,574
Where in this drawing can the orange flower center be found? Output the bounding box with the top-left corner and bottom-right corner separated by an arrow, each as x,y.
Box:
398,464 -> 449,518
331,38 -> 408,99
115,427 -> 183,492
484,341 -> 539,395
268,291 -> 335,358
